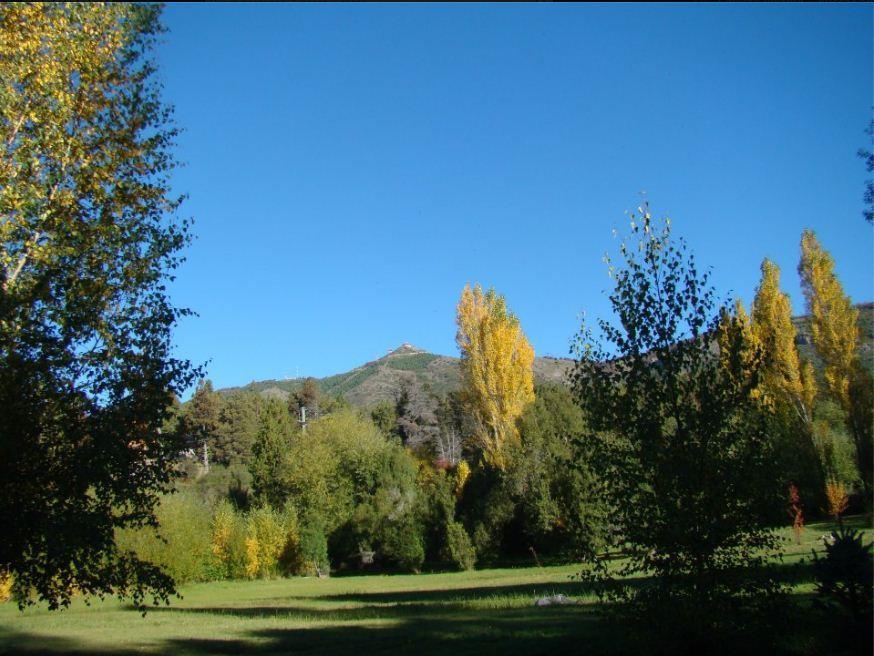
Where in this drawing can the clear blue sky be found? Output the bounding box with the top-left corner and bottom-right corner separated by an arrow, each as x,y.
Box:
157,3 -> 874,392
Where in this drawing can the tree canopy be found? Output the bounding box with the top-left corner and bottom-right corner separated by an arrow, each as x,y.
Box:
0,3 -> 197,609
455,284 -> 534,470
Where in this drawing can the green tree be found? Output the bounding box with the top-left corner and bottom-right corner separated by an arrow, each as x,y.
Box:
185,379 -> 221,471
370,400 -> 399,441
0,3 -> 197,609
289,377 -> 320,421
570,206 -> 784,648
459,384 -> 604,562
216,390 -> 263,465
250,399 -> 294,508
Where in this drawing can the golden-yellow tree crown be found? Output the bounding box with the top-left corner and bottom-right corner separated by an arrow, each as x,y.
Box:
798,231 -> 859,409
751,258 -> 814,423
456,284 -> 535,470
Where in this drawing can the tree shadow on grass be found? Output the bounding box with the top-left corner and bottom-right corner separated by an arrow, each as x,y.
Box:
0,566 -> 849,656
159,606 -> 621,656
313,578 -> 591,605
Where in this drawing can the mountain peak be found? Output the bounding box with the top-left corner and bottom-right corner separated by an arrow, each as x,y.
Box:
388,342 -> 424,356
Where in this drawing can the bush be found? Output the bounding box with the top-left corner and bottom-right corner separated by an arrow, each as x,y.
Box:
211,502 -> 301,579
211,500 -> 246,579
298,519 -> 330,576
812,527 -> 874,621
0,570 -> 12,603
117,490 -> 217,584
243,506 -> 300,579
443,522 -> 476,571
381,519 -> 425,572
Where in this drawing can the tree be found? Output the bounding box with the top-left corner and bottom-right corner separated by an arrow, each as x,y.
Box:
216,390 -> 262,465
749,260 -> 823,501
799,230 -> 873,497
571,206 -> 784,648
459,383 -> 605,561
370,400 -> 398,440
289,377 -> 320,422
0,4 -> 197,609
751,259 -> 815,423
455,284 -> 535,470
859,119 -> 873,224
392,379 -> 439,452
185,379 -> 221,471
250,399 -> 294,509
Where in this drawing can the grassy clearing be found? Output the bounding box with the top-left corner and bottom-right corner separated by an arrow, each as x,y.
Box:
0,517 -> 869,656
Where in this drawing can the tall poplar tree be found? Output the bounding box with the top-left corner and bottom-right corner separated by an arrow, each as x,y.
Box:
456,284 -> 535,470
799,231 -> 873,497
750,259 -> 822,499
751,259 -> 816,423
0,3 -> 197,608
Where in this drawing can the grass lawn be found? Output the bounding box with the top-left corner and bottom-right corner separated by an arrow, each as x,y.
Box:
0,517 -> 870,656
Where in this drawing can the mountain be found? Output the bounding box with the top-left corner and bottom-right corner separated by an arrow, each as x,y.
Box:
220,304 -> 874,409
222,342 -> 573,408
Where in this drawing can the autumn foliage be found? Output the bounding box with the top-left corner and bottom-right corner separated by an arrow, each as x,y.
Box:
787,484 -> 804,544
825,479 -> 850,523
456,284 -> 535,470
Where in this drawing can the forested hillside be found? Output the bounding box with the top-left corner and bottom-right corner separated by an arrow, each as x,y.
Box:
220,305 -> 874,411
222,343 -> 574,408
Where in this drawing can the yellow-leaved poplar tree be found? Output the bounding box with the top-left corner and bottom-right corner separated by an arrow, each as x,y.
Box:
717,299 -> 760,390
798,230 -> 873,496
750,259 -> 825,500
456,284 -> 535,470
798,232 -> 859,406
750,259 -> 815,424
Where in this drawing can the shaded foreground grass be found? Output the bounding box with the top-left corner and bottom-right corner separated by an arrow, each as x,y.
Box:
0,518 -> 869,656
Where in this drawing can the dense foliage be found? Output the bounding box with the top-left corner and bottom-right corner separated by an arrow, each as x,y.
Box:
0,3 -> 198,609
456,284 -> 535,470
571,206 -> 786,648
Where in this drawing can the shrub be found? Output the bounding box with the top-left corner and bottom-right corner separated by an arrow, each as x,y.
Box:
443,522 -> 476,571
211,502 -> 301,579
825,479 -> 849,522
0,570 -> 12,603
381,519 -> 425,572
454,460 -> 471,498
211,500 -> 246,578
298,520 -> 330,576
243,506 -> 298,579
812,527 -> 874,653
116,490 -> 217,584
812,527 -> 874,621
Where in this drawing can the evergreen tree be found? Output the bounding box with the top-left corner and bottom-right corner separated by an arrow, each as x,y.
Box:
216,390 -> 262,465
290,377 -> 320,421
370,400 -> 399,441
250,399 -> 293,508
185,380 -> 221,471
